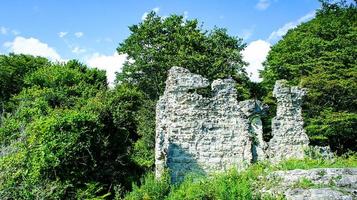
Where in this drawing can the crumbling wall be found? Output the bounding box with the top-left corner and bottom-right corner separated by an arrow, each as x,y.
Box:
268,80 -> 309,163
155,67 -> 308,182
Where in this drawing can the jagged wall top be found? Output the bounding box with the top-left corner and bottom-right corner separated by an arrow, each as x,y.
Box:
164,67 -> 209,93
165,67 -> 238,98
268,80 -> 309,163
155,67 -> 309,182
273,80 -> 307,118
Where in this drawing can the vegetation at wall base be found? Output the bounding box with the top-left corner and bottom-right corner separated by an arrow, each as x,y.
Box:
122,153 -> 357,200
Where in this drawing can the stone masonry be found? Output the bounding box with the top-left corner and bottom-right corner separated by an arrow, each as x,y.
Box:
268,80 -> 309,163
155,67 -> 309,182
261,168 -> 357,199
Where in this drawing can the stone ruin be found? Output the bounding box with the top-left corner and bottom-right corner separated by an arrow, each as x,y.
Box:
155,67 -> 309,182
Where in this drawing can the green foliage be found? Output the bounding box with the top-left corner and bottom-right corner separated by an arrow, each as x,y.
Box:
24,60 -> 107,101
260,1 -> 357,153
124,165 -> 268,200
305,110 -> 356,151
76,182 -> 111,200
109,85 -> 156,169
0,60 -> 140,199
124,154 -> 357,200
131,100 -> 156,168
0,109 -> 103,199
166,168 -> 259,200
110,84 -> 145,131
0,54 -> 51,120
117,12 -> 249,100
291,178 -> 315,189
0,103 -> 106,199
1,3 -> 357,199
123,168 -> 255,200
123,172 -> 171,200
274,153 -> 357,170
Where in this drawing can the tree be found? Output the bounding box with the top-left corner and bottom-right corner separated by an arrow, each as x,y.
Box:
117,12 -> 249,100
0,60 -> 142,199
116,12 -> 251,169
260,1 -> 357,153
0,54 -> 50,120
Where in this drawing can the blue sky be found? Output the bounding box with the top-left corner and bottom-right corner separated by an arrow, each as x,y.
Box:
0,0 -> 322,84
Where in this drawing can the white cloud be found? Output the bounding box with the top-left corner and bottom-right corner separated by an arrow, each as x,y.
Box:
142,7 -> 160,20
4,36 -> 63,61
267,11 -> 315,43
0,26 -> 20,36
74,32 -> 84,38
242,40 -> 271,82
71,46 -> 86,54
11,30 -> 20,35
142,12 -> 149,20
298,11 -> 315,23
153,7 -> 160,13
0,26 -> 8,35
267,22 -> 295,42
58,31 -> 68,38
87,52 -> 128,86
256,0 -> 270,10
183,11 -> 189,20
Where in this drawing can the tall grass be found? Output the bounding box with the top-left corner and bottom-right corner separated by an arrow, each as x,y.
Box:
122,154 -> 357,200
123,172 -> 171,200
274,152 -> 357,170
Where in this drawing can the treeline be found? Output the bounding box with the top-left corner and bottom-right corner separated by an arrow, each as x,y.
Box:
261,0 -> 357,153
0,0 -> 356,199
0,57 -> 144,198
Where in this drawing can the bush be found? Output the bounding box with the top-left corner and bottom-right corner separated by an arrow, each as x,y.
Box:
123,172 -> 170,200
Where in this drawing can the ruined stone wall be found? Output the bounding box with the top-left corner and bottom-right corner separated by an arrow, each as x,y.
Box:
155,67 -> 309,182
268,80 -> 309,163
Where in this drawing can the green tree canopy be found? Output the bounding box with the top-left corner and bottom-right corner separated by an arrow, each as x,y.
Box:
0,60 -> 143,199
117,12 -> 250,100
260,1 -> 357,153
0,54 -> 51,117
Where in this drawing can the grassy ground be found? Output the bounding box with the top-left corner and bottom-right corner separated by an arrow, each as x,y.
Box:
121,153 -> 357,200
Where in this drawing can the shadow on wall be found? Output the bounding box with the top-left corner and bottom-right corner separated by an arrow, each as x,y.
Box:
167,143 -> 206,183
